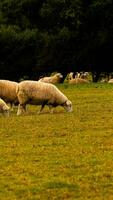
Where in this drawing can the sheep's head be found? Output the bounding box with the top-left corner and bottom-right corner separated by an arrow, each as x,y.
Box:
3,105 -> 10,117
62,100 -> 73,112
56,73 -> 63,79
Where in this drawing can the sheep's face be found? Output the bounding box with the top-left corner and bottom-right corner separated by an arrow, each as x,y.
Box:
3,105 -> 10,111
3,105 -> 10,117
63,100 -> 73,112
57,73 -> 63,79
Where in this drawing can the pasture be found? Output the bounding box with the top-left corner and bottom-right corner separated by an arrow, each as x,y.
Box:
1,83 -> 113,200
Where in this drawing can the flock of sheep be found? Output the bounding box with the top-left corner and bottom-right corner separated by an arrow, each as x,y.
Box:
0,73 -> 73,116
68,71 -> 113,83
68,72 -> 89,84
1,71 -> 113,116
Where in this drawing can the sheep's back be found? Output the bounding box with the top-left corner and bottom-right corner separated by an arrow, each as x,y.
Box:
39,74 -> 62,84
69,78 -> 89,84
108,79 -> 113,83
0,80 -> 18,102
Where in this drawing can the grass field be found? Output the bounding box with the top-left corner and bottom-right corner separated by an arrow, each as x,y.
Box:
1,83 -> 113,200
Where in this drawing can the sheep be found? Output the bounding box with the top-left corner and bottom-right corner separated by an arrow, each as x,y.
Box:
80,72 -> 89,79
0,98 -> 10,116
75,72 -> 81,78
68,72 -> 80,80
16,80 -> 73,115
38,73 -> 63,84
69,77 -> 89,84
0,80 -> 18,109
68,72 -> 74,80
108,79 -> 113,83
100,79 -> 107,83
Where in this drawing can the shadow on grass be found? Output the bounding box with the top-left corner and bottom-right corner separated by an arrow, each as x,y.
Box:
17,110 -> 66,116
45,181 -> 79,191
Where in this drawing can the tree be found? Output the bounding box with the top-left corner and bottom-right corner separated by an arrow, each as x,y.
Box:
0,0 -> 113,81
0,25 -> 41,80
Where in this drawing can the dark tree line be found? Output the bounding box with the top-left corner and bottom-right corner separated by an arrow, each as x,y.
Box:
0,0 -> 113,81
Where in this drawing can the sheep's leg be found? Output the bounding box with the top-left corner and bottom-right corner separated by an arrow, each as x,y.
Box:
17,104 -> 22,116
48,105 -> 54,113
38,104 -> 45,114
10,102 -> 14,111
17,104 -> 26,115
17,91 -> 27,115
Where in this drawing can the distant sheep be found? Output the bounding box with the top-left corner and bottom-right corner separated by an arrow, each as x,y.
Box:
69,78 -> 89,84
0,98 -> 10,116
16,80 -> 73,115
0,80 -> 18,109
108,79 -> 113,83
38,73 -> 63,84
80,72 -> 89,79
68,72 -> 89,80
75,72 -> 81,78
68,72 -> 80,80
68,72 -> 74,80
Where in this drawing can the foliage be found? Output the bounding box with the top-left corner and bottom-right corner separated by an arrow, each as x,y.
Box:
0,0 -> 113,80
0,25 -> 43,80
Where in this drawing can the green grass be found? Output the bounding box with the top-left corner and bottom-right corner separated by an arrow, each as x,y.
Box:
1,83 -> 113,199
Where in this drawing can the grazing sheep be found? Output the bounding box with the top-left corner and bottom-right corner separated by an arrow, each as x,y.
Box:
68,72 -> 74,80
16,80 -> 73,115
69,78 -> 89,84
108,79 -> 113,83
38,73 -> 63,84
68,72 -> 81,80
0,80 -> 18,109
75,72 -> 81,78
0,98 -> 10,116
100,79 -> 107,83
80,72 -> 89,79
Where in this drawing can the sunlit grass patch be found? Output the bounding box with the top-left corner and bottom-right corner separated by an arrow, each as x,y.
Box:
0,83 -> 113,199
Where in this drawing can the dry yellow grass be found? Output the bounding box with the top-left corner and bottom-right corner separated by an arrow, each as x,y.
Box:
0,83 -> 113,200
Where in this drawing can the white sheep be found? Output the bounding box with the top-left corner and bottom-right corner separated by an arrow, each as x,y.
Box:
0,80 -> 18,109
16,80 -> 73,115
0,98 -> 10,116
69,77 -> 89,84
80,72 -> 89,79
108,79 -> 113,83
68,72 -> 81,80
38,73 -> 63,84
75,72 -> 81,78
68,72 -> 74,80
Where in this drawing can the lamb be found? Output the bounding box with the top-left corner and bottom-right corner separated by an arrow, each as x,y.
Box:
0,80 -> 18,109
38,73 -> 63,84
16,80 -> 73,115
69,77 -> 89,84
0,98 -> 10,116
